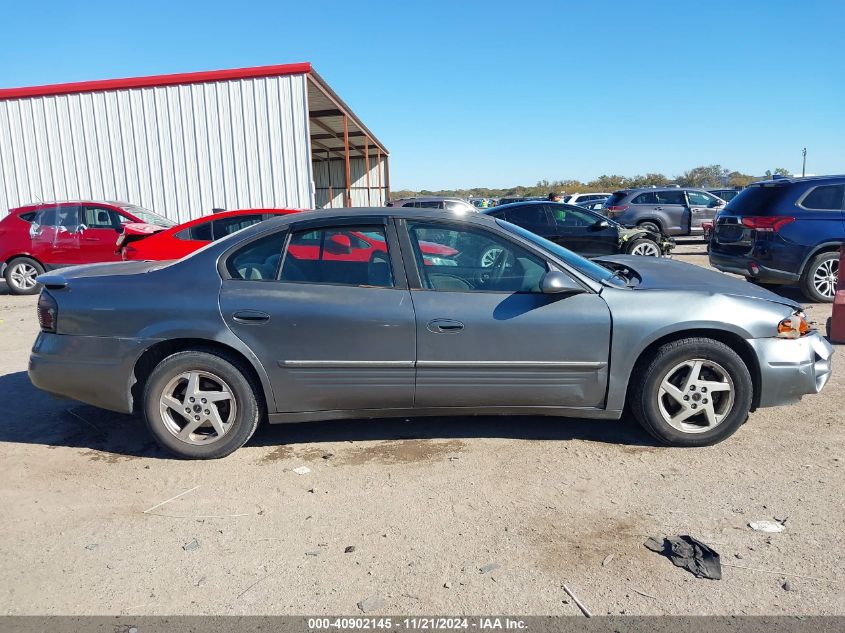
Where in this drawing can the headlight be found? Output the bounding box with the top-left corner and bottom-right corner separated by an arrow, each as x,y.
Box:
777,312 -> 810,339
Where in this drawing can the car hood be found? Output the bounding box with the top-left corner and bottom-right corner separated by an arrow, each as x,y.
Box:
593,254 -> 802,309
37,260 -> 173,287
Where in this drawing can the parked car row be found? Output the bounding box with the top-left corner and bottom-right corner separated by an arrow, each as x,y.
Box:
3,193 -> 680,296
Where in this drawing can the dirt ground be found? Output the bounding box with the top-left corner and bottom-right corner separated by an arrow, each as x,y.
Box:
0,239 -> 842,616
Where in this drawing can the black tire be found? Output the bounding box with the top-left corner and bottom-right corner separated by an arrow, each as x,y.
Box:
4,257 -> 44,295
143,350 -> 263,459
799,251 -> 839,303
629,337 -> 752,447
637,221 -> 661,234
625,237 -> 662,257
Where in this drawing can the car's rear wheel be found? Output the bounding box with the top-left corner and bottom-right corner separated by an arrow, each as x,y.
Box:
800,251 -> 838,303
630,338 -> 752,447
637,221 -> 661,234
627,238 -> 662,257
143,350 -> 262,459
4,257 -> 44,295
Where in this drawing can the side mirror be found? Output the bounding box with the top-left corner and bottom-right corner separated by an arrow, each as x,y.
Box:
541,270 -> 585,295
326,233 -> 352,255
592,219 -> 610,230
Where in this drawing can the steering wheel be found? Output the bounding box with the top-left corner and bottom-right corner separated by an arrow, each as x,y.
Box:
477,248 -> 508,289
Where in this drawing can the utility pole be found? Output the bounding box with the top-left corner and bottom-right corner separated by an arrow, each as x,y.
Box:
802,147 -> 807,177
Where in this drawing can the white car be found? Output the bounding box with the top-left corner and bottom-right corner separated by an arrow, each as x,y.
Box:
564,193 -> 612,206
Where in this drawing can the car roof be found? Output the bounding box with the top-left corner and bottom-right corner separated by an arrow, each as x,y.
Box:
391,196 -> 469,203
481,201 -> 590,213
235,206 -> 500,232
12,200 -> 131,211
749,174 -> 845,187
170,208 -> 300,229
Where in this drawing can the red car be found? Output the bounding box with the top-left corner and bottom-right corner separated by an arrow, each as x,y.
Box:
0,201 -> 174,294
123,209 -> 459,268
120,208 -> 301,261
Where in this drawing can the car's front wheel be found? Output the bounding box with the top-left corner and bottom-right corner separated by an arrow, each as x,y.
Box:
800,251 -> 838,303
4,257 -> 44,295
629,338 -> 752,446
626,237 -> 662,257
143,350 -> 262,459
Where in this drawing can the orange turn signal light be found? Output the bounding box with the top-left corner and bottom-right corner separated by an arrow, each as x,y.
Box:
777,314 -> 810,339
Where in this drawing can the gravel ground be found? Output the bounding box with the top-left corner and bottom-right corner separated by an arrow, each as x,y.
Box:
0,240 -> 842,616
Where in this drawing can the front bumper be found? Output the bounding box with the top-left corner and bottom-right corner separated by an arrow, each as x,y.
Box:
748,332 -> 834,408
29,332 -> 155,413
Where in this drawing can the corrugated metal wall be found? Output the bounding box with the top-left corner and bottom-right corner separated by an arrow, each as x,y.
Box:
0,74 -> 314,222
313,156 -> 386,209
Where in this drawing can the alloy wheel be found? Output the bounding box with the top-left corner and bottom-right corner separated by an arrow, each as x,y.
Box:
657,358 -> 735,433
9,263 -> 39,291
812,258 -> 839,300
630,241 -> 661,257
159,370 -> 237,445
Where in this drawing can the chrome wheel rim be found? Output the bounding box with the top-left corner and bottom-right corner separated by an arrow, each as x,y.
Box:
631,241 -> 661,257
159,370 -> 237,445
9,263 -> 39,290
657,358 -> 734,433
480,247 -> 504,268
812,258 -> 838,299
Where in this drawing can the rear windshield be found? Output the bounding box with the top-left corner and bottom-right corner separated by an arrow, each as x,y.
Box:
604,192 -> 628,207
723,185 -> 788,216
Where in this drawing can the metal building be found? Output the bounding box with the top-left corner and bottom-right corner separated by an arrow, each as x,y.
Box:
0,63 -> 389,223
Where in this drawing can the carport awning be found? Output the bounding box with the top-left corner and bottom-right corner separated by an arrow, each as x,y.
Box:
307,73 -> 387,163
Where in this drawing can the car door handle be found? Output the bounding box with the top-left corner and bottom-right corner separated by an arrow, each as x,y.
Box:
654,206 -> 663,210
427,319 -> 464,334
232,310 -> 270,324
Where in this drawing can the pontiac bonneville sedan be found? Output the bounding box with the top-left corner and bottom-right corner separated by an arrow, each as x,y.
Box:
29,208 -> 833,458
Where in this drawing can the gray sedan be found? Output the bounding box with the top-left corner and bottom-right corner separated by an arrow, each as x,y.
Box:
29,208 -> 833,458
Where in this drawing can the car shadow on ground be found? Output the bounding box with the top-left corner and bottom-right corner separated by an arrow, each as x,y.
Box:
0,370 -> 661,459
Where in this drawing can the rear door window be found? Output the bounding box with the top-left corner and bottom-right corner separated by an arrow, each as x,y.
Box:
212,214 -> 264,239
657,191 -> 686,205
632,192 -> 658,205
503,205 -> 553,230
800,184 -> 845,210
280,225 -> 394,288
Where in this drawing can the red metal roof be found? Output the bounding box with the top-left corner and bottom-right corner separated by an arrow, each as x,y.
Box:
0,62 -> 312,100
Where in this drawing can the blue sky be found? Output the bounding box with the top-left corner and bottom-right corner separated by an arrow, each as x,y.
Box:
1,0 -> 843,189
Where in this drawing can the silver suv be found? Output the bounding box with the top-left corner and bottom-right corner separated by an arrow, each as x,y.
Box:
604,187 -> 725,236
387,197 -> 477,214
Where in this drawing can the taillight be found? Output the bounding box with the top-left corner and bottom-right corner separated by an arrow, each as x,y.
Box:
607,205 -> 629,212
37,292 -> 58,333
740,216 -> 795,232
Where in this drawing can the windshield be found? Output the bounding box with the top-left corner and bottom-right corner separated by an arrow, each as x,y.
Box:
495,219 -> 623,286
119,204 -> 177,227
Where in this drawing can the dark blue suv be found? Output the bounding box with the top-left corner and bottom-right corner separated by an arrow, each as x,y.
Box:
709,175 -> 844,302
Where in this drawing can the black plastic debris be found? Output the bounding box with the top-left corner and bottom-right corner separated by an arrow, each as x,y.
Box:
644,535 -> 721,580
